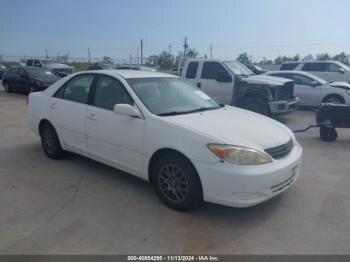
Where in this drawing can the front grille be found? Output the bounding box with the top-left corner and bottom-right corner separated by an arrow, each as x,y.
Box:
276,82 -> 294,100
265,139 -> 293,159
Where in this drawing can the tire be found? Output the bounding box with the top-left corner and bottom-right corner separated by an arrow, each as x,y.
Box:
40,122 -> 65,159
241,97 -> 270,116
320,127 -> 337,142
3,82 -> 12,93
322,95 -> 345,104
152,153 -> 203,211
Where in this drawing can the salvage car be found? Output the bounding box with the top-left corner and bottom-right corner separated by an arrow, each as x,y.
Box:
2,66 -> 60,93
280,61 -> 350,83
181,59 -> 299,116
26,59 -> 74,76
27,70 -> 302,211
265,71 -> 350,106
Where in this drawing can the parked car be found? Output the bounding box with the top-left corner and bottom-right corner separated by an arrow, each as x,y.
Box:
181,59 -> 298,116
280,61 -> 350,83
115,64 -> 157,71
2,66 -> 60,93
246,64 -> 267,75
264,71 -> 350,106
0,64 -> 7,78
88,63 -> 114,70
26,59 -> 74,76
27,70 -> 302,211
165,67 -> 183,76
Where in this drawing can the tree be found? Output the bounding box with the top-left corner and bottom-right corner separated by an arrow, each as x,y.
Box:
333,52 -> 349,65
293,54 -> 300,61
302,54 -> 314,61
187,48 -> 199,58
316,53 -> 331,61
236,52 -> 252,65
259,57 -> 273,64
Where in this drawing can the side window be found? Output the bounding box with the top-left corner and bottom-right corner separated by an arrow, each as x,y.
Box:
185,62 -> 199,79
302,63 -> 327,72
27,59 -> 33,66
34,60 -> 42,67
201,62 -> 228,80
280,63 -> 300,70
292,74 -> 313,85
328,63 -> 340,72
93,76 -> 133,110
54,74 -> 94,104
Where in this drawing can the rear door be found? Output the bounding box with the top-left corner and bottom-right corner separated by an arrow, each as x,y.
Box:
49,74 -> 95,153
197,61 -> 233,105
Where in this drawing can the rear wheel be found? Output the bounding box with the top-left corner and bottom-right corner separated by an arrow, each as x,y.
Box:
241,97 -> 270,116
320,126 -> 337,142
152,153 -> 203,211
40,123 -> 65,159
4,82 -> 12,93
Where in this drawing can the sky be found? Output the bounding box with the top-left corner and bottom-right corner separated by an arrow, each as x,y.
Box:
0,0 -> 349,62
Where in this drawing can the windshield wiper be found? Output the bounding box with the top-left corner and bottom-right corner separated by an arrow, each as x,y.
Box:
158,111 -> 184,116
158,105 -> 223,117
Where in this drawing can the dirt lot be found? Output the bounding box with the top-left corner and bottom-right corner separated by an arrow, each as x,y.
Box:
1,84 -> 350,255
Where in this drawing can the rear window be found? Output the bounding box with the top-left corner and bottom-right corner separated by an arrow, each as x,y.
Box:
280,63 -> 300,70
185,62 -> 199,79
302,63 -> 327,72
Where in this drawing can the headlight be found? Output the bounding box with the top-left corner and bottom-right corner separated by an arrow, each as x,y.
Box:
207,144 -> 273,165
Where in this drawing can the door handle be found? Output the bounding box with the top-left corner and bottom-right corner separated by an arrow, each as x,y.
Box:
197,82 -> 201,88
49,103 -> 56,109
87,113 -> 97,121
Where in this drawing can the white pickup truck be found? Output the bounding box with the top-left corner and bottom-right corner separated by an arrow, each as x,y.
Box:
181,59 -> 299,116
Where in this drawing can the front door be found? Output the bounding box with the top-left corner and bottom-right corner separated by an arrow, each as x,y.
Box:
86,75 -> 146,176
197,61 -> 234,105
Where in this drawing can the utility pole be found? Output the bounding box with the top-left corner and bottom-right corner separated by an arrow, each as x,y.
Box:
45,49 -> 48,58
129,54 -> 132,65
140,38 -> 143,65
88,48 -> 91,65
168,44 -> 172,55
136,46 -> 139,65
57,52 -> 60,62
183,37 -> 188,58
210,43 -> 213,59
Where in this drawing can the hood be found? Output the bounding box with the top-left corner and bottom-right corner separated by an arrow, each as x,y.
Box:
45,63 -> 73,70
242,75 -> 292,86
329,81 -> 350,90
162,106 -> 293,151
32,75 -> 60,86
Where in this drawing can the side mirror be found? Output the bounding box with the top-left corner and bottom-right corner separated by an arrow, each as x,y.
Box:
310,81 -> 319,87
113,104 -> 142,118
216,71 -> 232,83
339,68 -> 345,74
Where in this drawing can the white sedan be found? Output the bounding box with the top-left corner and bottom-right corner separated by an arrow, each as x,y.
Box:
27,70 -> 302,210
265,70 -> 350,106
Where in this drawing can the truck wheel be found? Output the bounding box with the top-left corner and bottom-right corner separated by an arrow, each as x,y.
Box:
241,97 -> 270,116
322,95 -> 345,104
320,127 -> 337,142
152,152 -> 203,211
40,122 -> 65,159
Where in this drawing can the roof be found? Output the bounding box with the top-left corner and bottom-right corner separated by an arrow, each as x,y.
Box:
85,69 -> 177,79
282,60 -> 338,64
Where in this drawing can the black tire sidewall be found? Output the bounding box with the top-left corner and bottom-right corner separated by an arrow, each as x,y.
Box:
41,124 -> 64,159
152,153 -> 202,211
323,95 -> 345,104
320,127 -> 337,142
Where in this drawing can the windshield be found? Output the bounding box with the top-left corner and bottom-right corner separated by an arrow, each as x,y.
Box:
335,61 -> 350,71
224,61 -> 253,76
26,68 -> 54,77
127,78 -> 222,116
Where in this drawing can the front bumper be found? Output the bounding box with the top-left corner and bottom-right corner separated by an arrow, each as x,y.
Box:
192,141 -> 303,208
269,97 -> 299,115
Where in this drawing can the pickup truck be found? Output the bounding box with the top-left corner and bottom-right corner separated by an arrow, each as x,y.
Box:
181,59 -> 299,116
26,59 -> 74,77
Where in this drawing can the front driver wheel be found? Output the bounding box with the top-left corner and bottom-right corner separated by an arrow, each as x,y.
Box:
40,123 -> 65,159
152,153 -> 203,211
